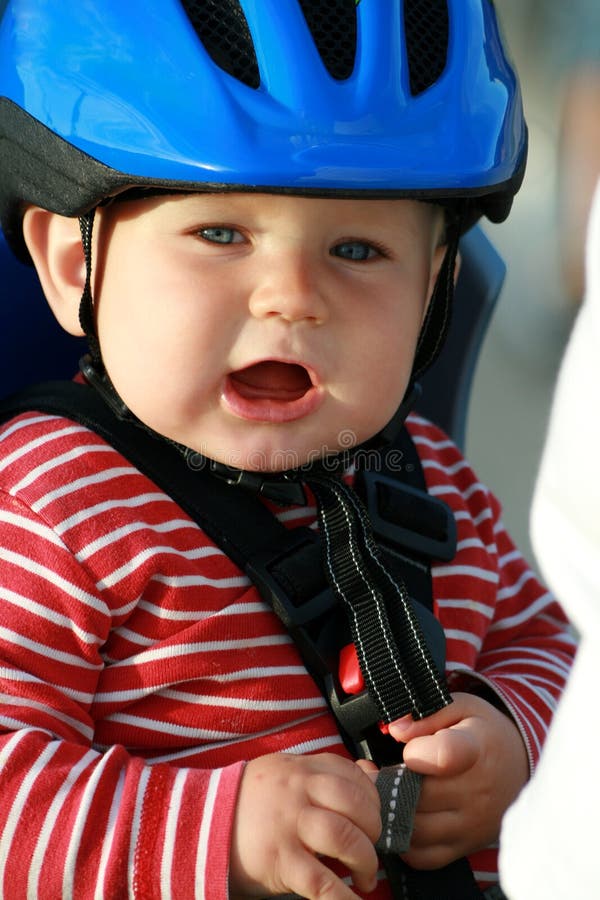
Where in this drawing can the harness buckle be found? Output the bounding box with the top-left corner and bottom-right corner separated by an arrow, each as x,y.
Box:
326,650 -> 406,764
325,671 -> 382,745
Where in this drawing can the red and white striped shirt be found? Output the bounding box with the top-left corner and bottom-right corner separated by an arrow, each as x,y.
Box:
0,409 -> 575,899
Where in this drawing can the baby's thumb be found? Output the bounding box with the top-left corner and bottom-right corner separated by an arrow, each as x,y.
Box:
402,727 -> 478,776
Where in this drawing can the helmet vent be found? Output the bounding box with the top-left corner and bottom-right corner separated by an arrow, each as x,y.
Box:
298,0 -> 357,81
403,0 -> 449,96
180,0 -> 261,89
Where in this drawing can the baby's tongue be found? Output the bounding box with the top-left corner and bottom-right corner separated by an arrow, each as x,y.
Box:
230,361 -> 312,401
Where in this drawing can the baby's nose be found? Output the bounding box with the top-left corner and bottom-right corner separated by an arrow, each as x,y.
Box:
248,256 -> 328,324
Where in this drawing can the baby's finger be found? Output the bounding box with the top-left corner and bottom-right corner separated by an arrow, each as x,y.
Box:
355,757 -> 379,778
402,809 -> 472,870
297,807 -> 379,894
402,837 -> 458,872
389,693 -> 478,743
306,771 -> 382,844
283,852 -> 366,900
409,809 -> 462,848
402,728 -> 478,776
285,854 -> 366,900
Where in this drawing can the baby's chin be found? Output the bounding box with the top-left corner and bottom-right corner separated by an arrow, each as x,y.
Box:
194,440 -> 352,476
157,414 -> 385,476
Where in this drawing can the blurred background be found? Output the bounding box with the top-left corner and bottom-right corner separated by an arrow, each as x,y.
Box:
466,0 -> 600,567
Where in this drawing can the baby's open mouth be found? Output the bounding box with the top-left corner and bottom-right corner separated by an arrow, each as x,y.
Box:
228,361 -> 313,402
223,360 -> 322,423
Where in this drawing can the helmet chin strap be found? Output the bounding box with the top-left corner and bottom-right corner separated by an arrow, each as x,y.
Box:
412,215 -> 462,381
76,208 -> 461,503
78,210 -> 102,368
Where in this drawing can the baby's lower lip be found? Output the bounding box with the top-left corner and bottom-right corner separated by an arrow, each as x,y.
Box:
222,363 -> 323,423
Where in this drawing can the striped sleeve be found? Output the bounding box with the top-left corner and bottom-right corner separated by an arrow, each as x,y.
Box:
0,482 -> 243,900
463,499 -> 575,765
0,411 -> 346,898
406,414 -> 576,769
0,726 -> 242,900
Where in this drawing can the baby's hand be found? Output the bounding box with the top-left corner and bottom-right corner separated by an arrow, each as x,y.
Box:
229,752 -> 382,899
388,691 -> 528,870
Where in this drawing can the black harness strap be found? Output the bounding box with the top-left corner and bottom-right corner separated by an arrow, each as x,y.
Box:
306,471 -> 452,722
0,380 -> 486,899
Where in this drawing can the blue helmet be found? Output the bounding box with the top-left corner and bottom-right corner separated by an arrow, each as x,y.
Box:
0,0 -> 527,260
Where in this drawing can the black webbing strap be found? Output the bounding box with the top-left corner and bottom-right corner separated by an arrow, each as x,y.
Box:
0,381 -> 484,899
306,471 -> 451,723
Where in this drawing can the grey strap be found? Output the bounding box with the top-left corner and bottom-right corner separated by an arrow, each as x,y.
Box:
375,764 -> 421,855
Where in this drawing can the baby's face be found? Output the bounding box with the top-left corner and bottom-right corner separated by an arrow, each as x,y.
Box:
93,192 -> 444,471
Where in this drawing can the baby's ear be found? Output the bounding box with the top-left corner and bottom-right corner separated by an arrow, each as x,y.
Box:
427,242 -> 461,296
22,207 -> 85,336
423,243 -> 462,327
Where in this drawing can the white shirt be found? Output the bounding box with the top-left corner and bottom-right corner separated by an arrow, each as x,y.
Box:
499,180 -> 600,898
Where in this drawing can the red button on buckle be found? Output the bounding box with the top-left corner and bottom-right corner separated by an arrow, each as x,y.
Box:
339,643 -> 364,695
338,643 -> 391,736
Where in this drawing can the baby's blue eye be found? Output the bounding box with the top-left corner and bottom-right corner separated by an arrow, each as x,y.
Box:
199,226 -> 241,244
331,241 -> 378,261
